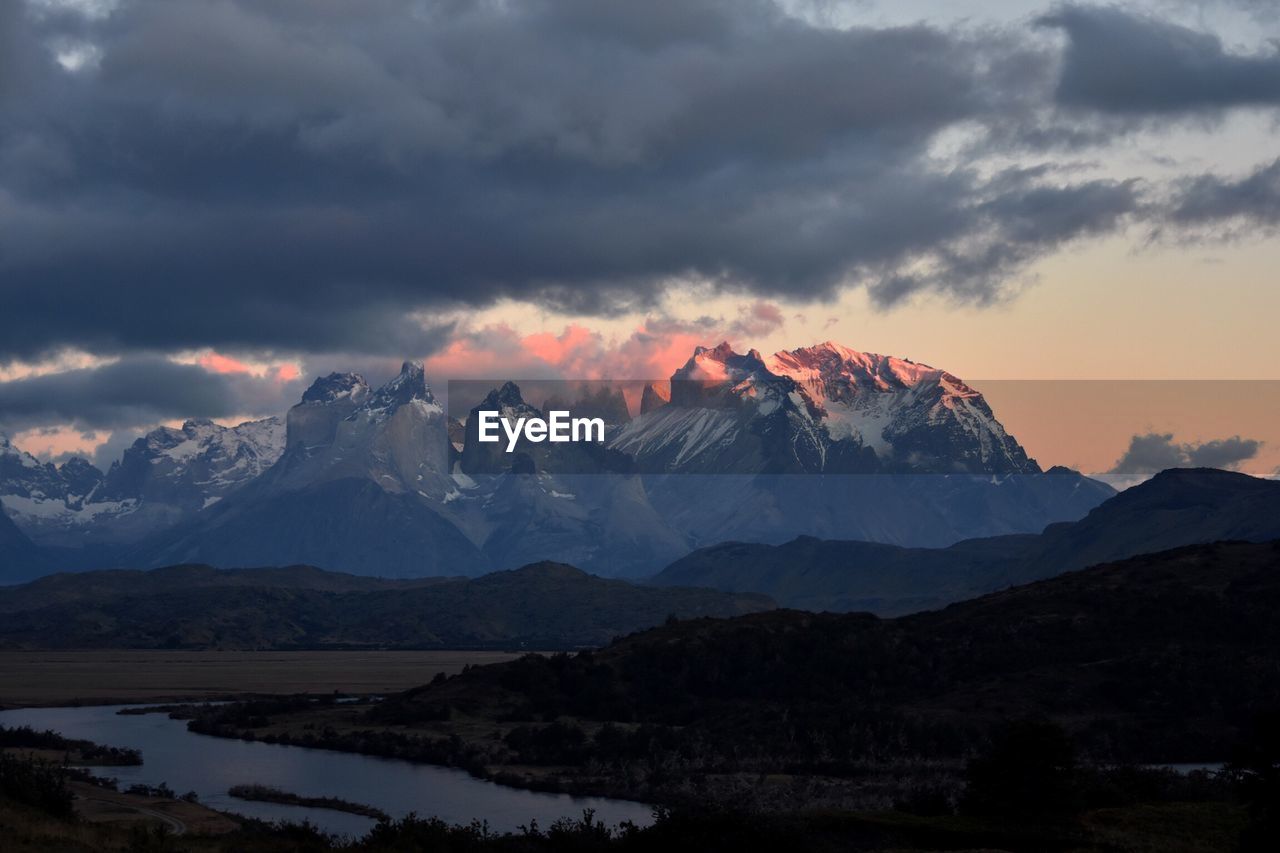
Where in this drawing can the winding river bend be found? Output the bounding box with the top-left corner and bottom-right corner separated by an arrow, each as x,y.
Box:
0,704 -> 654,838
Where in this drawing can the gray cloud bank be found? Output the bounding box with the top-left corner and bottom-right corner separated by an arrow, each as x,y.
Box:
0,1 -> 1276,366
0,357 -> 302,433
1108,431 -> 1263,474
1170,157 -> 1280,229
1041,5 -> 1280,113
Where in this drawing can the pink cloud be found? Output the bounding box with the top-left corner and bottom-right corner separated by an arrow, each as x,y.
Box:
196,351 -> 301,384
728,301 -> 785,338
425,304 -> 796,386
521,325 -> 598,367
9,426 -> 109,462
198,352 -> 254,375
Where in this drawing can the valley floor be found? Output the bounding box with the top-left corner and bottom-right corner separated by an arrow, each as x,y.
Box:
0,650 -> 523,707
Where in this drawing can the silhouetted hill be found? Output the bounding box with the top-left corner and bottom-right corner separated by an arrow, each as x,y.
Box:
0,561 -> 773,649
131,477 -> 489,579
650,535 -> 1036,614
0,563 -> 454,614
653,468 -> 1280,612
1026,467 -> 1280,573
381,540 -> 1280,769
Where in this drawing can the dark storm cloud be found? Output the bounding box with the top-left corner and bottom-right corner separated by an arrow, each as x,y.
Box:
868,172 -> 1141,305
1167,157 -> 1280,228
0,0 -> 1153,360
0,1 -> 1275,365
1108,432 -> 1262,474
0,357 -> 302,432
1040,5 -> 1280,113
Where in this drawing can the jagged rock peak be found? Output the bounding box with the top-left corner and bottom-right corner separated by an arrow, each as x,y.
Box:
692,341 -> 736,359
640,382 -> 670,415
180,418 -> 218,434
484,380 -> 530,410
766,342 -> 975,396
58,456 -> 103,477
301,372 -> 371,405
676,342 -> 771,380
369,361 -> 434,405
57,456 -> 105,495
543,385 -> 632,424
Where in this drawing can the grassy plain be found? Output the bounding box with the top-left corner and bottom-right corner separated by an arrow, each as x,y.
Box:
0,649 -> 523,707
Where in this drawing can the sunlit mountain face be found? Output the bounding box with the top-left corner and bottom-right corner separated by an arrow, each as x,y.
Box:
0,342 -> 1116,583
613,341 -> 1039,475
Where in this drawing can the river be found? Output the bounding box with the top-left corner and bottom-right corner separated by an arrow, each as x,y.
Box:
0,704 -> 654,838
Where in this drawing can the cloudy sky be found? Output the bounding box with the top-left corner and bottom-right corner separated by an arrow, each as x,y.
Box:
1,0 -> 1278,473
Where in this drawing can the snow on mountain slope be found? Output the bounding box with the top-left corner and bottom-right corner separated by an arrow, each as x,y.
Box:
1,417 -> 286,546
768,342 -> 1035,472
1,434 -> 102,508
1,435 -> 117,539
286,372 -> 370,451
9,343 -> 1113,579
260,362 -> 454,501
99,418 -> 285,506
611,344 -> 829,473
612,341 -> 1037,475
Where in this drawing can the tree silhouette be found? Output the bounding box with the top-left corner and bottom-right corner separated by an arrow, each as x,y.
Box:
961,718 -> 1080,819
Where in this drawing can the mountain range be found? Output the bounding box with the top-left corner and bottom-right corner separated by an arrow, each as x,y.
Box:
5,465 -> 1268,652
654,467 -> 1280,613
611,341 -> 1039,475
0,419 -> 284,548
0,506 -> 45,576
0,562 -> 772,650
0,342 -> 1116,582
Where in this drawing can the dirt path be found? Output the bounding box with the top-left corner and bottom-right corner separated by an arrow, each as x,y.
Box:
71,782 -> 238,835
80,796 -> 188,835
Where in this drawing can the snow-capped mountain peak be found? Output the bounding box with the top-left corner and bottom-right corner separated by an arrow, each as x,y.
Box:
759,343 -> 1025,468
1,437 -> 38,473
768,342 -> 944,395
58,457 -> 106,501
613,340 -> 1037,474
1,435 -> 63,490
101,417 -> 285,502
482,381 -> 538,416
678,341 -> 765,382
1,416 -> 284,546
302,372 -> 370,405
671,342 -> 799,412
379,361 -> 433,402
288,373 -> 373,450
351,361 -> 440,423
1,350 -> 1112,583
265,361 -> 452,500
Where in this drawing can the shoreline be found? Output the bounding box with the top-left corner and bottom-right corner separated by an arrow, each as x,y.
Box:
228,783 -> 390,821
186,712 -> 662,808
